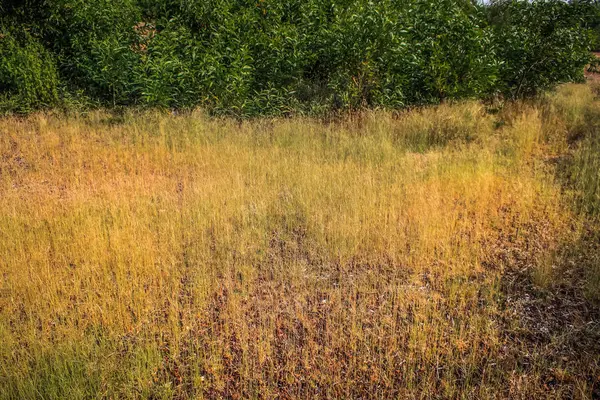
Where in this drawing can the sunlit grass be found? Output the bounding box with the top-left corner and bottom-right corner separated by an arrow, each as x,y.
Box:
0,85 -> 598,399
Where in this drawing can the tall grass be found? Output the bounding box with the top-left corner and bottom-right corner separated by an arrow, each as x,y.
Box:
0,85 -> 598,399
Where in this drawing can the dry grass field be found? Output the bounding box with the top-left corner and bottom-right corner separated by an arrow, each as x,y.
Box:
0,84 -> 599,399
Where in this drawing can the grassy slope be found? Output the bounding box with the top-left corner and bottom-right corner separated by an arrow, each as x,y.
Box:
0,84 -> 598,399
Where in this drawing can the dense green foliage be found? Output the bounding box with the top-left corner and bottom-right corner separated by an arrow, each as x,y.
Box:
490,0 -> 593,97
0,0 -> 595,115
0,31 -> 60,113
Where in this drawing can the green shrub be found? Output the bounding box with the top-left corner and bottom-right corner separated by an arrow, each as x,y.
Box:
0,0 -> 595,115
0,31 -> 60,113
488,0 -> 593,99
45,0 -> 142,105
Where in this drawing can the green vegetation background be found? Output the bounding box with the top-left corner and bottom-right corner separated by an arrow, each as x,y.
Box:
0,0 -> 596,116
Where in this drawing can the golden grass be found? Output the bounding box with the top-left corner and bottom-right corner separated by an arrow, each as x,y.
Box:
0,85 -> 599,399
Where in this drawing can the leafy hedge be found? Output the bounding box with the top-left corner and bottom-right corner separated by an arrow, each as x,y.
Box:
0,31 -> 60,113
0,0 -> 595,115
